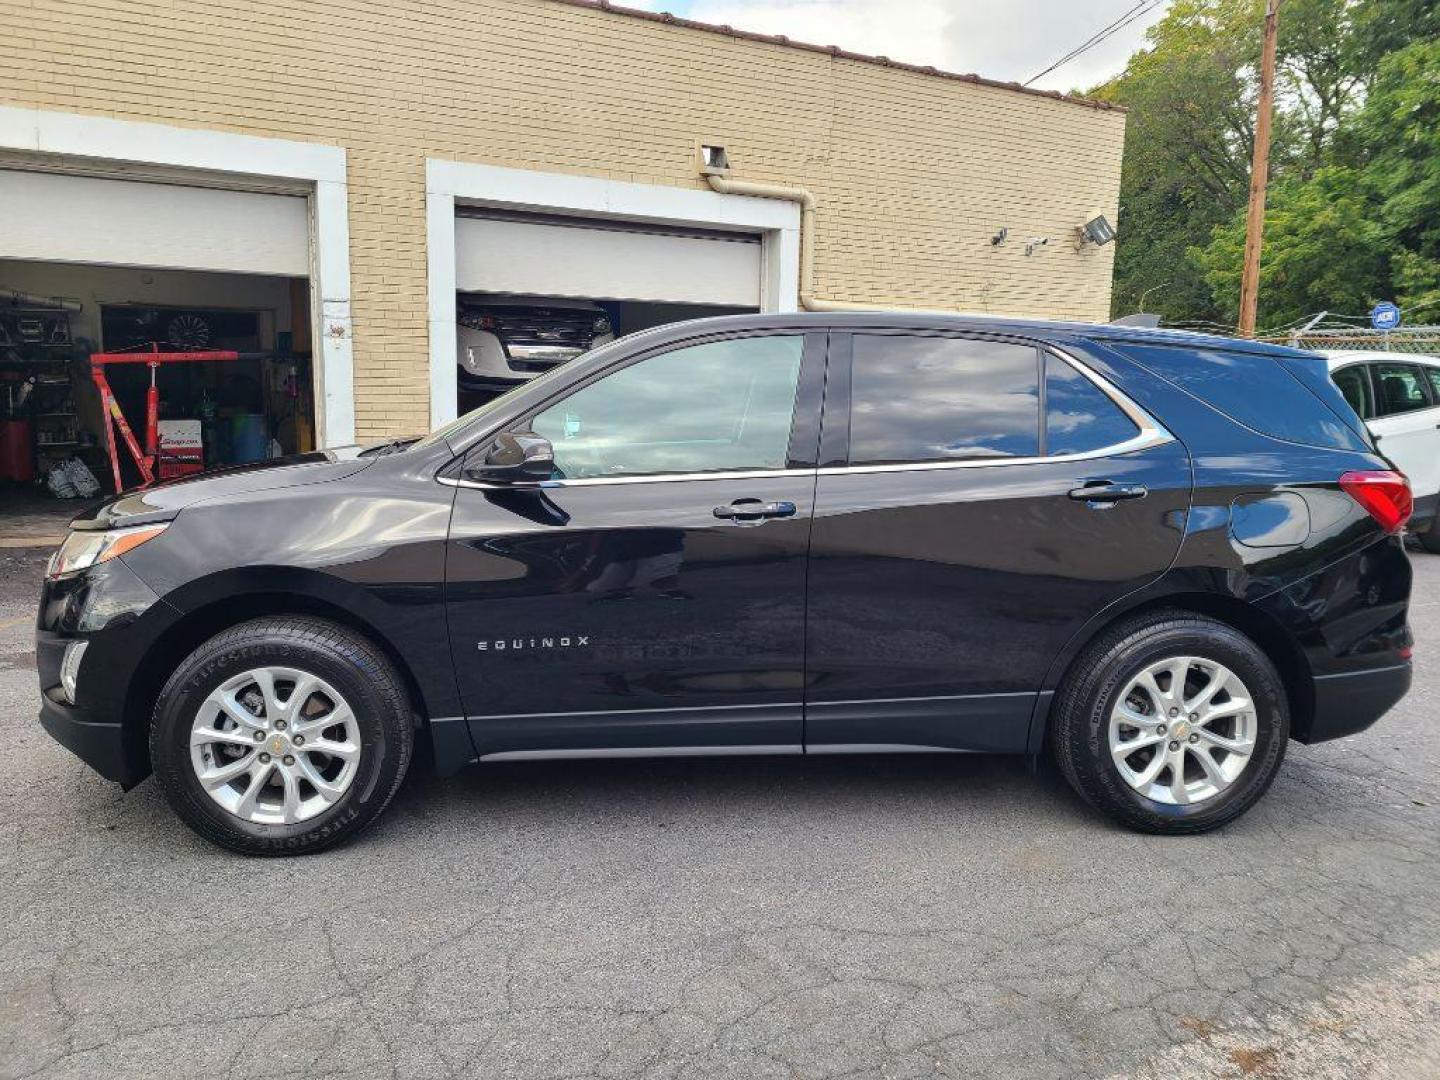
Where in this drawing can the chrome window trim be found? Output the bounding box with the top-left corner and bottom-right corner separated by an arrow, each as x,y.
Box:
815,428 -> 1172,476
438,342 -> 1175,490
826,344 -> 1173,475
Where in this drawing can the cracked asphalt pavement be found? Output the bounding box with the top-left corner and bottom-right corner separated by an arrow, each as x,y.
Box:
1,534 -> 1438,1079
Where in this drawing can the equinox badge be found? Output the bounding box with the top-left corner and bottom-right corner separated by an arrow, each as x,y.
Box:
478,636 -> 590,651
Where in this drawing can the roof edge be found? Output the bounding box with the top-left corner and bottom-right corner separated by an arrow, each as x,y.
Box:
554,0 -> 1127,113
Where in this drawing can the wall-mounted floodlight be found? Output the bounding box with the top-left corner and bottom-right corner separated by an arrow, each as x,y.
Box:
1075,211 -> 1116,250
697,143 -> 731,177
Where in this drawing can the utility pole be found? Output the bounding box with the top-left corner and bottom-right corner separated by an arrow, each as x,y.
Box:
1238,0 -> 1282,338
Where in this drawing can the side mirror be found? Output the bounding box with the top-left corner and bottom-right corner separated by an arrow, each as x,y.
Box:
465,431 -> 555,485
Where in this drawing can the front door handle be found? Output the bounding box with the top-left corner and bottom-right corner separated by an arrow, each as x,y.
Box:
1068,481 -> 1147,504
713,499 -> 797,521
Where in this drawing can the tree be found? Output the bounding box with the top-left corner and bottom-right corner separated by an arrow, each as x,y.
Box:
1097,0 -> 1436,327
1195,33 -> 1440,327
1193,167 -> 1388,328
1357,37 -> 1440,313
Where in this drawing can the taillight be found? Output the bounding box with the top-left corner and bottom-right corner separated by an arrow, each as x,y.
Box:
1339,470 -> 1412,534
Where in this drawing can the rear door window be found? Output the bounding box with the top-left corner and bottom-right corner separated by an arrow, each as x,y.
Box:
1332,365 -> 1374,420
848,335 -> 1040,464
1372,363 -> 1434,416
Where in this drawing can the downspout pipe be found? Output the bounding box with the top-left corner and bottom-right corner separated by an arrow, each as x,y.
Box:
702,175 -> 887,312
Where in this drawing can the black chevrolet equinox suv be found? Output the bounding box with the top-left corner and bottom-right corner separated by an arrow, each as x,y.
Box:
37,314 -> 1414,854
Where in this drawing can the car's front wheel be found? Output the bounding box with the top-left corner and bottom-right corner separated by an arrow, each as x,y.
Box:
1051,611 -> 1289,834
150,617 -> 414,855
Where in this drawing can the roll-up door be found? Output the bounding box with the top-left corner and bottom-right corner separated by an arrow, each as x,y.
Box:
455,211 -> 761,307
0,169 -> 309,276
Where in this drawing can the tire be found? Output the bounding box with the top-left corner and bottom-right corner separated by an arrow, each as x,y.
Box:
1417,523 -> 1440,554
150,616 -> 414,856
1051,611 -> 1289,834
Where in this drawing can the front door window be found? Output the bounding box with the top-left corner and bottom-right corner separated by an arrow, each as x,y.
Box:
530,335 -> 805,479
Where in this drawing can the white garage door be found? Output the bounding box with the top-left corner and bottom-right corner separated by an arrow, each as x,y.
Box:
0,169 -> 309,276
455,212 -> 762,306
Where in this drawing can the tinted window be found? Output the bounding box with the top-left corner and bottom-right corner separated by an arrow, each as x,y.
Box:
1373,363 -> 1432,415
531,335 -> 803,479
1331,365 -> 1374,419
1044,354 -> 1138,455
1118,344 -> 1369,452
1427,365 -> 1440,402
850,336 -> 1039,464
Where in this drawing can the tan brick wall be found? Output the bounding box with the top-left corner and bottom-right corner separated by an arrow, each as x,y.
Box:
0,0 -> 1126,439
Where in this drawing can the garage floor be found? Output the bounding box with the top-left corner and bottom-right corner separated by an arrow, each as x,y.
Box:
0,491 -> 95,548
2,546 -> 1438,1078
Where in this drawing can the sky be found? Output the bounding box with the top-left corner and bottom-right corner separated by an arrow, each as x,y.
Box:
623,0 -> 1173,94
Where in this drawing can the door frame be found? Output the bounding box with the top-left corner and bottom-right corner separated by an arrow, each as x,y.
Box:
804,328 -> 1179,754
443,329 -> 830,757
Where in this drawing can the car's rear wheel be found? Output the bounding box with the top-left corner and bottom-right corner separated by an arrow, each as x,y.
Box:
150,617 -> 413,855
1051,611 -> 1288,834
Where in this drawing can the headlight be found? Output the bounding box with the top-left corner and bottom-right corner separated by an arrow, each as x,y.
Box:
46,523 -> 169,580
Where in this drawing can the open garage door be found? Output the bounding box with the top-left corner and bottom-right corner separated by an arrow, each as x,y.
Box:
0,170 -> 309,277
451,209 -> 765,412
455,210 -> 762,307
1,168 -> 317,500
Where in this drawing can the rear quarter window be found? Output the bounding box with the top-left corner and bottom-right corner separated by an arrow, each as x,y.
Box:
1113,343 -> 1371,452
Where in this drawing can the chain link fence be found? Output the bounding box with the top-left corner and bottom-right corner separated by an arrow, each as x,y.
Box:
1262,327 -> 1440,357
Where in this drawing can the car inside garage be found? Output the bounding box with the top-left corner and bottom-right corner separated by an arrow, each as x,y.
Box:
0,167 -> 320,501
452,209 -> 762,412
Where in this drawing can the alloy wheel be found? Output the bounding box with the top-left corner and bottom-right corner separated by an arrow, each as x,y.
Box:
1108,655 -> 1257,806
189,666 -> 362,825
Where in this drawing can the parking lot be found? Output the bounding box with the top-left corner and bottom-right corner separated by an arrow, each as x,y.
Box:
2,532 -> 1438,1080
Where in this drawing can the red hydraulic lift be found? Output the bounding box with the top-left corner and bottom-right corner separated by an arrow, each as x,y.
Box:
89,344 -> 257,492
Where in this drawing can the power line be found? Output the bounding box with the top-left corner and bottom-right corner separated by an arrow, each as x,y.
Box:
1023,0 -> 1166,87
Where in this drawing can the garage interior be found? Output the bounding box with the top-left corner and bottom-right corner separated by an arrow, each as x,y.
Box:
452,209 -> 762,413
0,167 -> 317,503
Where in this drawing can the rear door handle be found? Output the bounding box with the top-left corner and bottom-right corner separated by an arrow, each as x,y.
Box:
713,499 -> 797,521
1068,481 -> 1147,504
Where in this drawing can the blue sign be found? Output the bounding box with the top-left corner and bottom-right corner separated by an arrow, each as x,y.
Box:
1371,301 -> 1402,331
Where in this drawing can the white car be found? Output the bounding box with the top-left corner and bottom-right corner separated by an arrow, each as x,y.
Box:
1324,350 -> 1440,552
457,295 -> 614,393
